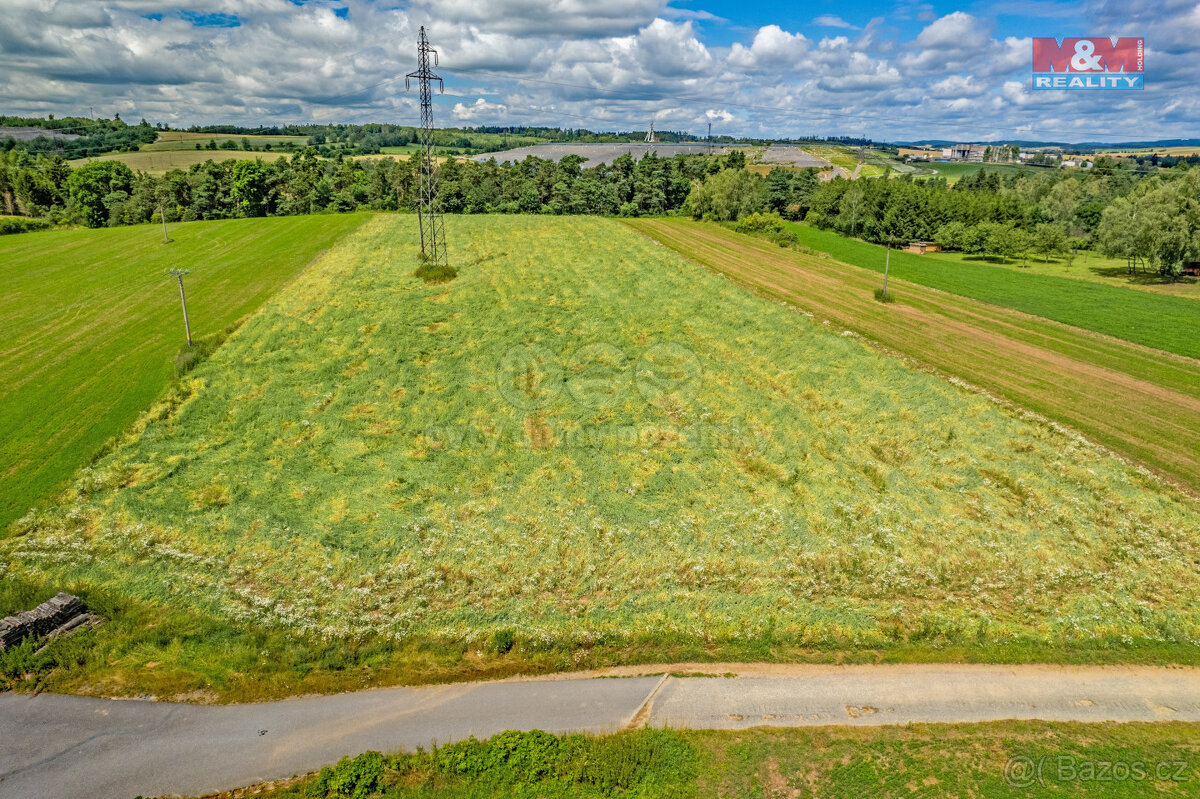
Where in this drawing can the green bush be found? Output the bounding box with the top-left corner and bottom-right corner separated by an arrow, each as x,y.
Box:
874,287 -> 896,303
733,211 -> 785,235
0,216 -> 52,235
423,728 -> 697,794
309,751 -> 385,799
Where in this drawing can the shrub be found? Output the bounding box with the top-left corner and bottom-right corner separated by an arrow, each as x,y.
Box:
423,728 -> 698,793
0,216 -> 52,235
734,211 -> 785,235
308,751 -> 384,799
874,287 -> 896,303
769,228 -> 798,247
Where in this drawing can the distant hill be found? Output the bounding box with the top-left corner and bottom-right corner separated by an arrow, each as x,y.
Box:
898,138 -> 1200,151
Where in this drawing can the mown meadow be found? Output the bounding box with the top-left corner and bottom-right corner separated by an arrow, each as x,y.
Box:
783,222 -> 1200,360
5,214 -> 1200,699
0,213 -> 371,530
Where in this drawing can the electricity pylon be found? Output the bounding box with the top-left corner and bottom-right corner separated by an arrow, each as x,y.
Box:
406,26 -> 448,271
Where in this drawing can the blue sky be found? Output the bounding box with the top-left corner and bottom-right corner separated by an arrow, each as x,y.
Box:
0,0 -> 1193,142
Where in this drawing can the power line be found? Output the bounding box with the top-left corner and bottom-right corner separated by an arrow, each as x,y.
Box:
406,26 -> 449,271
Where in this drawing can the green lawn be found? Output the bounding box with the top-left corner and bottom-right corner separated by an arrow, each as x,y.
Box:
0,213 -> 370,530
220,723 -> 1200,798
785,222 -> 1200,360
5,214 -> 1200,700
918,162 -> 1049,183
924,248 -> 1200,300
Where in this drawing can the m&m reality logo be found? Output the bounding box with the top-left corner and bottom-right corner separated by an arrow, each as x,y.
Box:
1032,37 -> 1144,90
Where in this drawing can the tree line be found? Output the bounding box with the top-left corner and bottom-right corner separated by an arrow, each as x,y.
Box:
2,143 -> 1196,279
799,164 -> 1199,279
1,117 -> 158,160
0,148 -> 736,228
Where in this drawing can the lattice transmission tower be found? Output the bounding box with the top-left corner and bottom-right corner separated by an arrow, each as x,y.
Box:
406,26 -> 448,270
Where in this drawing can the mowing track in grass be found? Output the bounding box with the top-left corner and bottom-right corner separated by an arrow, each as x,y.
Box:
626,218 -> 1200,490
784,222 -> 1200,358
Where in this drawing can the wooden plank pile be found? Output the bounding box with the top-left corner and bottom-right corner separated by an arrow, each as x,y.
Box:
0,593 -> 88,651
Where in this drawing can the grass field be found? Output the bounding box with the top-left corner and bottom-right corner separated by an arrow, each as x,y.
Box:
923,248 -> 1200,299
801,146 -> 862,173
68,149 -> 291,174
5,214 -> 1200,700
631,219 -> 1200,490
235,722 -> 1200,798
1098,146 -> 1200,158
784,223 -> 1200,358
0,213 -> 371,531
919,162 -> 1048,183
143,132 -> 309,151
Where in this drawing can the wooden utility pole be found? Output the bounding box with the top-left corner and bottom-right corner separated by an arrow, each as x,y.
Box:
167,268 -> 192,346
882,235 -> 892,297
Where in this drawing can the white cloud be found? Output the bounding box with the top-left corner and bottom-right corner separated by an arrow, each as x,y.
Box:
0,0 -> 1194,142
929,75 -> 986,99
913,11 -> 989,50
727,25 -> 810,71
451,98 -> 508,120
813,15 -> 858,30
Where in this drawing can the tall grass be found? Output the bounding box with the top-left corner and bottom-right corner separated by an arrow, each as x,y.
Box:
5,214 -> 1200,698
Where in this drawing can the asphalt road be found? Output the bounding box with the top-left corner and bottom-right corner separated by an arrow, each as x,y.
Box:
4,664 -> 1200,799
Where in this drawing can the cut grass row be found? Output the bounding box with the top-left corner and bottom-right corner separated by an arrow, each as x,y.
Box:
6,214 -> 1200,700
0,213 -> 372,530
220,722 -> 1200,799
627,219 -> 1200,490
784,222 -> 1200,359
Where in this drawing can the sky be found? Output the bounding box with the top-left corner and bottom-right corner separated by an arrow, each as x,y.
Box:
1,0 -> 1196,143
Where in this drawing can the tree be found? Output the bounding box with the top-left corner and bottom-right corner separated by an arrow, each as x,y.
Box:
934,221 -> 969,251
989,224 -> 1030,265
1040,178 -> 1080,232
1034,223 -> 1067,263
682,168 -> 767,221
839,182 -> 866,236
66,160 -> 134,227
230,160 -> 270,217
